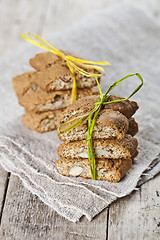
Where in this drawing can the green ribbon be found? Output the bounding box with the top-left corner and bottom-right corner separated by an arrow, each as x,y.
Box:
58,73 -> 143,180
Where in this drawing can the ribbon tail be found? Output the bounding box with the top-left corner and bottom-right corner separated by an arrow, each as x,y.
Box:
70,72 -> 77,104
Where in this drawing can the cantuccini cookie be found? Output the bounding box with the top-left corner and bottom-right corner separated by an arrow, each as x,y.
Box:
12,63 -> 100,95
58,109 -> 138,142
58,135 -> 138,159
12,50 -> 104,133
31,62 -> 100,92
13,34 -> 143,183
30,52 -> 61,71
19,88 -> 99,113
55,157 -> 132,182
56,90 -> 140,181
59,95 -> 139,124
22,110 -> 63,132
12,72 -> 40,97
30,51 -> 83,71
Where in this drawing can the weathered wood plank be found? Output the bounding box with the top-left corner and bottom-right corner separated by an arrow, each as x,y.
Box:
0,175 -> 108,240
0,0 -> 50,228
0,166 -> 9,218
108,174 -> 160,240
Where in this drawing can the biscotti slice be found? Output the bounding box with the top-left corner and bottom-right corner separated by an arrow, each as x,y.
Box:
30,51 -> 82,71
58,109 -> 138,142
12,72 -> 40,97
58,135 -> 138,159
22,110 -> 63,132
55,157 -> 132,182
31,62 -> 100,92
19,88 -> 99,113
30,52 -> 61,71
60,95 -> 138,124
13,63 -> 100,95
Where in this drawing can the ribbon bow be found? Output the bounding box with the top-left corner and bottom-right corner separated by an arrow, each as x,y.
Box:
21,33 -> 110,103
58,73 -> 143,180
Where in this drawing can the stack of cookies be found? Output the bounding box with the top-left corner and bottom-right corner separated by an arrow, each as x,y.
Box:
12,52 -> 99,132
56,95 -> 139,182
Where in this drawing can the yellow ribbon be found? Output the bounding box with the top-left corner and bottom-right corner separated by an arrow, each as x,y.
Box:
21,33 -> 111,103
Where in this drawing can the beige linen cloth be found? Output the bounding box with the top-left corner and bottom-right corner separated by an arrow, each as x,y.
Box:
0,3 -> 160,222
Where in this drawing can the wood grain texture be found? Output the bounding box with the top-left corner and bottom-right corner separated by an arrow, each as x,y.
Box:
0,175 -> 108,240
108,173 -> 160,240
0,167 -> 8,217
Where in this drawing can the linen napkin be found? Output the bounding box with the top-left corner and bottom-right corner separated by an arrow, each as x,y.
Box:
0,3 -> 160,222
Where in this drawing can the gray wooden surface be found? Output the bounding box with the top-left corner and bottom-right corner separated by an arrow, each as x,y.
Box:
0,1 -> 160,239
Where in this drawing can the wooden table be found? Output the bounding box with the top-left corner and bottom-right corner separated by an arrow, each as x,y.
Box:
0,1 -> 160,239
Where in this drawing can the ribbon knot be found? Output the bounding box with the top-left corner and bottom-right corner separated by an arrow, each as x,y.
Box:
95,98 -> 101,106
21,33 -> 111,103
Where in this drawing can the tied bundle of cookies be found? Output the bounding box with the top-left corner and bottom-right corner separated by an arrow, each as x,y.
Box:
12,52 -> 101,132
12,33 -> 110,133
56,74 -> 143,182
